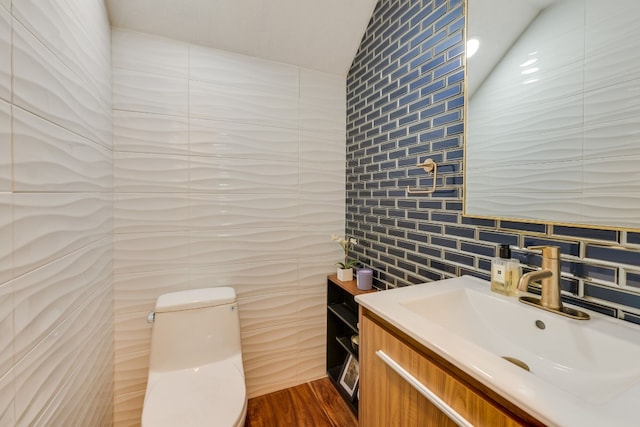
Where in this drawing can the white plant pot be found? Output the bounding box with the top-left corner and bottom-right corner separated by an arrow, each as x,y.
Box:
337,268 -> 353,282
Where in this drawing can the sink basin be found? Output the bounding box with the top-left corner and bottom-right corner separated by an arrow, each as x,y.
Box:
356,275 -> 640,427
401,286 -> 640,404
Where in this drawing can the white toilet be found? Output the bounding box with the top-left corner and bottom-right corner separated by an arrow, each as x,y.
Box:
141,287 -> 247,427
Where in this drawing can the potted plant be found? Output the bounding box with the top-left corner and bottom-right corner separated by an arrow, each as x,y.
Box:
332,234 -> 359,281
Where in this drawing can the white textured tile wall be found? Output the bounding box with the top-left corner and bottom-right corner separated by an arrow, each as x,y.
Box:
112,28 -> 346,423
0,8 -> 10,103
3,0 -> 114,426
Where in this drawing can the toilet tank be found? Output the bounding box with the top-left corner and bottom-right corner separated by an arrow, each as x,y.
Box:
148,288 -> 242,372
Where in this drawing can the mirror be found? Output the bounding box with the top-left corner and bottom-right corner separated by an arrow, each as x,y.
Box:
465,0 -> 640,230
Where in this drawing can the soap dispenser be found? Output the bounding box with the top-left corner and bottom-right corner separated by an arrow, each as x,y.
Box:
491,244 -> 521,296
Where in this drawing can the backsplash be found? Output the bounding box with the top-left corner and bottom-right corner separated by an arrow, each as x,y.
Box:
345,0 -> 640,323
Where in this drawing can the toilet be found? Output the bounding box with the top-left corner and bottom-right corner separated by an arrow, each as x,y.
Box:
141,287 -> 247,427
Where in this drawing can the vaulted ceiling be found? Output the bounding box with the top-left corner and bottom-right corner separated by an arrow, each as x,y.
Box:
105,0 -> 378,75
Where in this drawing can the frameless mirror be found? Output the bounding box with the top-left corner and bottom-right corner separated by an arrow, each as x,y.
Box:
465,0 -> 640,230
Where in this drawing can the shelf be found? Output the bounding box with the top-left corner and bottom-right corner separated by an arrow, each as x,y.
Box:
328,274 -> 375,296
337,335 -> 358,357
327,364 -> 358,414
327,275 -> 368,417
328,303 -> 358,333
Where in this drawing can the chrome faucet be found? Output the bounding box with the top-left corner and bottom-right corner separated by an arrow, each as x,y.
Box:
517,246 -> 590,320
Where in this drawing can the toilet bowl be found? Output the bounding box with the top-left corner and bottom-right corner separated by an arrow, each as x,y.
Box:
141,287 -> 247,427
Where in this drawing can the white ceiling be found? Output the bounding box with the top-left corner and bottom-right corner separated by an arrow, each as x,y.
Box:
467,0 -> 557,97
105,0 -> 379,76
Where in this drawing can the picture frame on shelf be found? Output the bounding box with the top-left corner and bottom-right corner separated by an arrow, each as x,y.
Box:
338,353 -> 359,399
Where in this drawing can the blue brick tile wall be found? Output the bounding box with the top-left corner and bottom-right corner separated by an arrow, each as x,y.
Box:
345,0 -> 640,323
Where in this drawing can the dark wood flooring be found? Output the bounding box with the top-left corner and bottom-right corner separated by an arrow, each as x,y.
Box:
244,377 -> 358,427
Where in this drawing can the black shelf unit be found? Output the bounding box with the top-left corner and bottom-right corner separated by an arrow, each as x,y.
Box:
326,274 -> 374,416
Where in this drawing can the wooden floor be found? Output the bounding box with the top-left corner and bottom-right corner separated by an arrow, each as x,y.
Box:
244,377 -> 358,427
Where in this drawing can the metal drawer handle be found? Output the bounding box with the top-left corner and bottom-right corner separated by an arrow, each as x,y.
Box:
376,350 -> 473,427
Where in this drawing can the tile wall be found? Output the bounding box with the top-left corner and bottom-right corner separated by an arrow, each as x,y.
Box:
0,0 -> 113,425
111,28 -> 347,424
346,0 -> 640,321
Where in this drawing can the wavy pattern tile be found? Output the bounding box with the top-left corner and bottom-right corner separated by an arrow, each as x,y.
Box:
299,194 -> 344,228
64,0 -> 112,73
189,44 -> 299,96
114,232 -> 189,275
14,285 -> 111,425
237,292 -> 299,331
296,318 -> 326,354
244,353 -> 299,399
12,21 -> 111,148
0,369 -> 15,426
190,80 -> 298,128
112,68 -> 188,116
584,80 -> 640,127
465,125 -> 583,167
583,156 -> 640,193
583,194 -> 640,230
113,110 -> 188,155
465,193 -> 584,225
113,390 -> 145,427
189,156 -> 299,193
0,101 -> 11,192
0,8 -> 9,102
298,230 -> 348,266
7,0 -> 113,424
12,193 -> 112,277
13,240 -> 111,360
189,261 -> 298,299
189,228 -> 299,267
12,0 -> 111,105
467,160 -> 582,193
241,324 -> 299,366
189,117 -> 299,160
0,194 -> 11,286
114,351 -> 150,396
0,282 -> 13,378
295,351 -> 325,383
114,152 -> 189,193
35,292 -> 112,426
114,268 -> 188,316
297,288 -> 326,322
300,69 -> 346,133
115,193 -> 189,233
583,119 -> 640,159
189,193 -> 298,230
13,108 -> 113,192
112,28 -> 188,78
114,313 -> 153,360
584,1 -> 640,92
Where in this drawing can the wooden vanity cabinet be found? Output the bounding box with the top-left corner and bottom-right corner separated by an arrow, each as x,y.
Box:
359,309 -> 544,427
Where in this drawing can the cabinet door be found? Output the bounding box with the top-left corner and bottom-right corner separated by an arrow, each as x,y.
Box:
360,315 -> 523,427
359,317 -> 419,427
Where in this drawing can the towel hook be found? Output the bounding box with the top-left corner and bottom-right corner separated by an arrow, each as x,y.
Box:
407,158 -> 438,194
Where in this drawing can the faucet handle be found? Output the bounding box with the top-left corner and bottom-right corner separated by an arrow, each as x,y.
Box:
527,245 -> 561,259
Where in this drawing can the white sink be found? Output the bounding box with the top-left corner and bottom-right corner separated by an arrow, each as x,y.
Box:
356,275 -> 640,427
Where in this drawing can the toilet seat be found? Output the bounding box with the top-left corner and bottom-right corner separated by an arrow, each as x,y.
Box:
142,362 -> 246,427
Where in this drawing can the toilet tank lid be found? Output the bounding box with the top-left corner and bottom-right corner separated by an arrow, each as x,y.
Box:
155,288 -> 236,313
